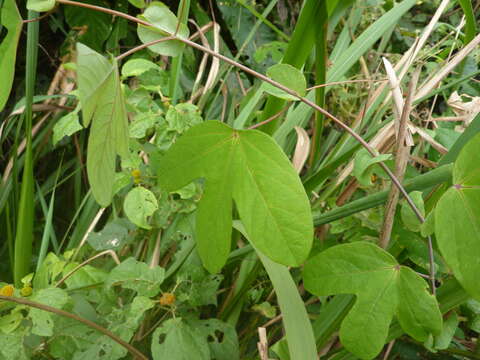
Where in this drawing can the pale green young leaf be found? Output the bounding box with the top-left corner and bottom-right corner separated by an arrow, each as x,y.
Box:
121,58 -> 160,77
123,186 -> 158,229
77,43 -> 129,207
52,109 -> 83,145
435,133 -> 480,300
400,191 -> 425,232
303,242 -> 442,359
29,288 -> 69,336
353,148 -> 392,186
152,318 -> 210,360
156,121 -> 313,272
105,257 -> 165,297
26,0 -> 55,12
263,64 -> 307,101
0,0 -> 23,111
137,1 -> 189,57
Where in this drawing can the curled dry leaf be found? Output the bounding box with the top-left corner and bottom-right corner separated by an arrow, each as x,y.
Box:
447,91 -> 480,128
292,126 -> 310,174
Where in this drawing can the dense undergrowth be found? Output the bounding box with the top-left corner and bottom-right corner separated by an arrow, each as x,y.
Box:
1,0 -> 480,359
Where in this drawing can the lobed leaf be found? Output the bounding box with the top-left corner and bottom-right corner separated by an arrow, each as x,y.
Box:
303,242 -> 442,359
435,133 -> 480,300
156,121 -> 313,272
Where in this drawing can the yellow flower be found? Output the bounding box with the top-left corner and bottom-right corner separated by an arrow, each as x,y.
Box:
0,284 -> 14,297
20,286 -> 32,297
159,292 -> 176,306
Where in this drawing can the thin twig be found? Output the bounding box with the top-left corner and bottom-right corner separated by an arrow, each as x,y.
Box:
57,0 -> 427,224
0,295 -> 148,360
56,250 -> 120,287
379,67 -> 419,249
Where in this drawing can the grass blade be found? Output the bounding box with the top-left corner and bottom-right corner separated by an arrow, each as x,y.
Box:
234,221 -> 317,360
13,10 -> 39,286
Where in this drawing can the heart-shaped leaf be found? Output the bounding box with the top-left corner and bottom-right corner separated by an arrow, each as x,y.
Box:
303,242 -> 442,360
77,43 -> 129,206
123,186 -> 159,229
0,0 -> 23,111
435,133 -> 480,300
156,121 -> 313,273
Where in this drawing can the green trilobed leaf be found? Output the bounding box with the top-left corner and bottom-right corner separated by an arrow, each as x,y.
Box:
137,1 -> 189,57
77,43 -> 129,207
435,133 -> 480,300
303,242 -> 442,360
156,121 -> 313,273
0,0 -> 23,111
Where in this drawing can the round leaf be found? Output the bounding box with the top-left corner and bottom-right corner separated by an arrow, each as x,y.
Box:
124,186 -> 159,229
263,64 -> 306,101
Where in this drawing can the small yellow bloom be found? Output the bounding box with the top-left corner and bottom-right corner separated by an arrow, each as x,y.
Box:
20,286 -> 32,297
159,292 -> 176,306
131,169 -> 141,178
0,285 -> 14,297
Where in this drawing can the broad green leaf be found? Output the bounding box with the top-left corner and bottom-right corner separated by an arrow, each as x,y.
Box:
105,257 -> 165,297
137,1 -> 189,57
29,288 -> 69,336
52,108 -> 83,145
400,191 -> 425,232
87,218 -> 134,251
0,327 -> 29,360
353,148 -> 392,186
0,0 -> 23,111
434,312 -> 458,350
151,318 -> 210,360
263,64 -> 307,100
303,242 -> 442,359
192,319 -> 240,360
121,58 -> 160,77
77,43 -> 129,207
123,186 -> 158,229
435,133 -> 480,300
26,0 -> 55,12
156,121 -> 313,272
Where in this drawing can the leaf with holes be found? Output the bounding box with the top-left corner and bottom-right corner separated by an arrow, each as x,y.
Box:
29,288 -> 69,336
105,257 -> 165,297
0,0 -> 23,111
152,318 -> 210,360
303,242 -> 442,360
435,132 -> 480,300
137,1 -> 189,57
155,121 -> 313,273
77,43 -> 129,207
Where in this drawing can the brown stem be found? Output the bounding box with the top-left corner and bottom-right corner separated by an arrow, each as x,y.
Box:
0,295 -> 148,360
57,0 -> 425,225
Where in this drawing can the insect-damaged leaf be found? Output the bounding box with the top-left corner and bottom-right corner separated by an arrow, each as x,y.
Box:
435,133 -> 480,300
0,0 -> 23,111
303,242 -> 442,360
156,121 -> 313,273
77,43 -> 129,207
